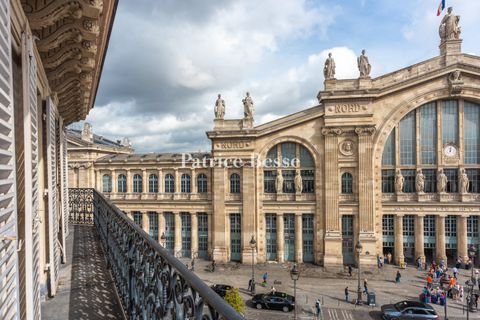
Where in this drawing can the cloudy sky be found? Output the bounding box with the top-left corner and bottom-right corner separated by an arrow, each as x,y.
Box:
75,0 -> 480,153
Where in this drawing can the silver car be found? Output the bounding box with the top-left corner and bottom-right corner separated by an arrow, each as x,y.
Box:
381,300 -> 439,320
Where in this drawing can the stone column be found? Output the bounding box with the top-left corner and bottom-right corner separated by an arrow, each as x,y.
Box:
142,169 -> 148,193
394,214 -> 404,265
174,212 -> 182,254
436,215 -> 447,264
191,213 -> 198,258
457,215 -> 468,263
415,215 -> 425,264
126,169 -> 131,193
142,211 -> 149,234
356,126 -> 377,266
111,170 -> 117,193
242,166 -> 256,264
211,168 -> 227,261
321,128 -> 342,266
295,214 -> 303,263
277,213 -> 284,263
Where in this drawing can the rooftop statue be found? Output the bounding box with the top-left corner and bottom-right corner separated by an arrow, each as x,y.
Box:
357,49 -> 371,78
439,7 -> 461,41
214,94 -> 225,119
243,92 -> 254,119
323,52 -> 336,80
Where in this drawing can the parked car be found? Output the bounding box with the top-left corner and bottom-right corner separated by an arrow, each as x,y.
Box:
381,300 -> 439,320
251,292 -> 295,312
210,284 -> 233,298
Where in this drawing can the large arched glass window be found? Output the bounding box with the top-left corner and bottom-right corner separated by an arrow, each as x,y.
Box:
165,174 -> 174,193
263,142 -> 315,193
133,174 -> 143,193
341,173 -> 353,194
149,174 -> 158,193
197,173 -> 207,193
230,173 -> 240,193
102,174 -> 112,193
381,100 -> 480,194
118,174 -> 127,193
181,174 -> 191,193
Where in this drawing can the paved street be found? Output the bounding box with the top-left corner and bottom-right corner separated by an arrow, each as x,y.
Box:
181,258 -> 480,320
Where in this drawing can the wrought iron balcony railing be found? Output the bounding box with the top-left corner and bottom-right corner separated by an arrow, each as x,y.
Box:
69,188 -> 243,320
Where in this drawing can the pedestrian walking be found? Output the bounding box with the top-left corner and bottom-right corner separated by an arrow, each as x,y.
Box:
396,270 -> 401,283
263,272 -> 268,286
248,278 -> 253,292
387,252 -> 392,264
271,286 -> 276,294
191,258 -> 195,271
363,279 -> 368,294
315,299 -> 322,319
453,266 -> 458,279
348,265 -> 352,277
345,286 -> 349,303
211,259 -> 216,272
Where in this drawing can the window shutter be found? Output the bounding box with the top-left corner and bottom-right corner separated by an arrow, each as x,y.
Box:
0,1 -> 19,319
59,119 -> 68,257
46,97 -> 60,296
22,31 -> 41,320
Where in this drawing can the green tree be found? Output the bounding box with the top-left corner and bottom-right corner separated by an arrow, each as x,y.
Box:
224,287 -> 245,315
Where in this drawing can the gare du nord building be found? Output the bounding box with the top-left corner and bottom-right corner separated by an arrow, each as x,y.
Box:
71,12 -> 480,269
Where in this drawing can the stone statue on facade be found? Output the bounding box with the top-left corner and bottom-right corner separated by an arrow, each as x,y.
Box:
357,49 -> 371,78
275,170 -> 283,193
415,169 -> 425,193
214,94 -> 225,119
437,169 -> 448,193
294,171 -> 303,193
439,7 -> 461,42
323,52 -> 336,80
81,122 -> 93,142
243,92 -> 254,119
459,168 -> 469,194
395,169 -> 404,193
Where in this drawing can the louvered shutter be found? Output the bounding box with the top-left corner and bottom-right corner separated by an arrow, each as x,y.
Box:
22,31 -> 41,320
46,97 -> 59,296
0,1 -> 19,319
59,120 -> 68,251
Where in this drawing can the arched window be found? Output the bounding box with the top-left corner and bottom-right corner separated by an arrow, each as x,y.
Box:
118,174 -> 127,193
149,174 -> 158,193
230,173 -> 240,193
263,142 -> 315,193
181,174 -> 191,193
341,172 -> 353,194
102,174 -> 112,193
165,174 -> 174,193
197,173 -> 208,193
133,174 -> 143,193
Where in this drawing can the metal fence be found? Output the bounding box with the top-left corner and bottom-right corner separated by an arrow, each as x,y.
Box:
69,188 -> 243,320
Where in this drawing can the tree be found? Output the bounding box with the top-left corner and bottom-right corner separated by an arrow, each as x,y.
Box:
224,287 -> 245,315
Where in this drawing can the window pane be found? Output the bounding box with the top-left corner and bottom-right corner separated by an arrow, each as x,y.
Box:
266,146 -> 278,168
401,169 -> 416,193
102,174 -> 111,193
382,170 -> 395,193
464,102 -> 480,164
466,169 -> 480,193
341,172 -> 353,194
118,174 -> 126,193
299,146 -> 314,167
423,169 -> 437,193
301,170 -> 315,193
149,174 -> 158,193
197,174 -> 207,193
382,130 -> 395,166
282,170 -> 295,193
230,173 -> 240,193
420,103 -> 437,165
442,100 -> 458,146
264,170 -> 276,193
181,174 -> 191,193
400,110 -> 416,165
165,174 -> 174,193
281,143 -> 296,167
133,174 -> 143,193
444,168 -> 458,193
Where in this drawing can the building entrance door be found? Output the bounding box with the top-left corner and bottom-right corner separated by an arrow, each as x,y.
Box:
303,215 -> 314,263
181,213 -> 191,257
265,214 -> 277,261
284,214 -> 295,261
198,213 -> 208,259
342,215 -> 354,265
230,214 -> 241,261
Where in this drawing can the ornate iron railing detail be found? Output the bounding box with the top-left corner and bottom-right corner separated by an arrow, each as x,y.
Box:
69,188 -> 242,320
68,188 -> 94,224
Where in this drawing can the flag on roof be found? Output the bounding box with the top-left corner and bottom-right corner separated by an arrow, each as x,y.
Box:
437,0 -> 446,16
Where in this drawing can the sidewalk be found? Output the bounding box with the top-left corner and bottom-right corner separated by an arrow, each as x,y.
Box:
184,258 -> 478,320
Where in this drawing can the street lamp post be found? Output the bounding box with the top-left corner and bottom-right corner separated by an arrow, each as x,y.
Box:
442,281 -> 448,320
467,245 -> 477,319
249,235 -> 257,295
290,264 -> 300,320
355,241 -> 363,305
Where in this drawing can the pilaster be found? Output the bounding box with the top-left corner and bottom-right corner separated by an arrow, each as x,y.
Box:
242,166 -> 256,263
415,215 -> 425,264
142,211 -> 149,234
436,215 -> 447,264
295,214 -> 303,263
158,169 -> 163,193
457,215 -> 468,263
174,168 -> 180,193
277,213 -> 284,263
191,169 -> 197,194
142,169 -> 147,193
212,167 -> 227,261
111,170 -> 116,193
394,214 -> 404,265
126,169 -> 131,193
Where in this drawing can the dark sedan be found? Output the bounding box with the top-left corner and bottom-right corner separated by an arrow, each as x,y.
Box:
251,292 -> 295,312
210,284 -> 233,298
381,300 -> 439,320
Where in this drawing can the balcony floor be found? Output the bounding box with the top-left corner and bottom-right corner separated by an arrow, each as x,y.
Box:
41,224 -> 124,319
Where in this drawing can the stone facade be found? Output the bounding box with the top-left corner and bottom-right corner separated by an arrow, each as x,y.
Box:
73,28 -> 480,269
